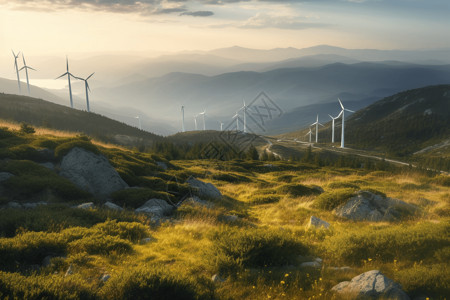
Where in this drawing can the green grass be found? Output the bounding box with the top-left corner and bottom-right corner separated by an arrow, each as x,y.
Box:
313,188 -> 356,210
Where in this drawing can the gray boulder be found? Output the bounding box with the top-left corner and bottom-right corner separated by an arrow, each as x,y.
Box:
0,172 -> 13,182
7,202 -> 22,209
156,161 -> 168,170
334,190 -> 417,222
103,201 -> 123,211
187,177 -> 222,199
307,216 -> 330,229
331,270 -> 410,299
140,237 -> 153,245
135,198 -> 174,218
100,274 -> 111,282
300,261 -> 321,268
39,162 -> 55,170
59,147 -> 128,197
77,202 -> 95,209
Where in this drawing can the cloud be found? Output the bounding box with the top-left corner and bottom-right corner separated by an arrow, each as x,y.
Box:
238,12 -> 328,30
180,10 -> 214,17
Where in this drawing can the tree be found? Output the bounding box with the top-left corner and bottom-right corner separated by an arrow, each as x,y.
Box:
246,145 -> 259,160
19,123 -> 35,134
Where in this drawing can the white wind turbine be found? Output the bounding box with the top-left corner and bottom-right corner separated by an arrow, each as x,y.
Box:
12,50 -> 21,93
238,99 -> 248,133
19,53 -> 36,96
181,106 -> 185,132
310,114 -> 324,143
75,72 -> 94,112
198,109 -> 207,130
305,128 -> 313,143
56,57 -> 76,108
328,111 -> 342,143
217,121 -> 224,131
338,98 -> 355,148
135,116 -> 142,130
232,112 -> 240,131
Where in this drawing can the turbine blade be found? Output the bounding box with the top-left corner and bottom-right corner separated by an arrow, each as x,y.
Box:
87,82 -> 91,92
328,114 -> 333,119
28,66 -> 37,71
336,110 -> 343,118
55,72 -> 68,79
66,56 -> 69,72
338,98 -> 344,109
345,109 -> 355,113
86,72 -> 95,80
319,123 -> 325,127
19,66 -> 25,71
22,53 -> 26,65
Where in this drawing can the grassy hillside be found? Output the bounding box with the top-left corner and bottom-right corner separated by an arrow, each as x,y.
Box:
0,93 -> 163,147
0,123 -> 448,299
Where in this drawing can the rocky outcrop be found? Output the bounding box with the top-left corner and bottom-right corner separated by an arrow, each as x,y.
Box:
334,191 -> 417,222
331,270 -> 410,299
103,201 -> 123,211
59,147 -> 128,197
135,198 -> 174,219
187,177 -> 222,199
307,216 -> 330,229
76,202 -> 95,209
0,172 -> 13,182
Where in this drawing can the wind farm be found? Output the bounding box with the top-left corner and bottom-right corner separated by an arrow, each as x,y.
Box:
1,0 -> 449,299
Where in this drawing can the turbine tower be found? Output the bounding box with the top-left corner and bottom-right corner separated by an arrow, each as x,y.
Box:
238,99 -> 248,133
329,111 -> 342,143
198,109 -> 207,131
56,57 -> 76,108
338,98 -> 355,148
305,128 -> 313,143
232,112 -> 240,131
75,72 -> 94,112
135,116 -> 142,130
12,50 -> 21,93
194,115 -> 198,130
19,53 -> 36,96
310,114 -> 324,143
181,106 -> 185,132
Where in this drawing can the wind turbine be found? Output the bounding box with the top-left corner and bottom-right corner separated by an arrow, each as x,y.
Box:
219,121 -> 224,131
12,50 -> 21,93
19,53 -> 36,96
338,98 -> 355,148
198,109 -> 207,131
56,57 -> 76,108
75,72 -> 94,112
305,128 -> 313,143
310,114 -> 324,143
135,116 -> 142,130
329,111 -> 342,143
238,99 -> 248,133
194,115 -> 198,130
232,112 -> 240,131
181,106 -> 185,132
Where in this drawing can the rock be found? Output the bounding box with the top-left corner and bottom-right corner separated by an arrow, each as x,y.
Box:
187,177 -> 222,199
315,257 -> 323,263
0,172 -> 13,182
329,266 -> 353,272
100,274 -> 111,282
140,237 -> 152,245
65,265 -> 74,277
135,198 -> 174,218
77,202 -> 95,209
103,201 -> 123,211
211,274 -> 225,283
331,270 -> 410,299
222,215 -> 239,223
39,162 -> 55,170
22,202 -> 47,209
42,255 -> 53,267
307,216 -> 330,229
7,202 -> 21,209
300,261 -> 321,268
334,190 -> 417,222
59,147 -> 129,197
156,161 -> 168,170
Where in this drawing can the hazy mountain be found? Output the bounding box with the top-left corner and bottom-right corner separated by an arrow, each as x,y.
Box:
94,62 -> 450,134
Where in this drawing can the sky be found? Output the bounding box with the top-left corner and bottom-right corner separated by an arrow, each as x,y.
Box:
1,0 -> 450,57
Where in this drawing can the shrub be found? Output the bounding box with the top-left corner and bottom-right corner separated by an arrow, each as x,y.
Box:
323,221 -> 450,265
68,234 -> 132,255
92,220 -> 148,243
326,181 -> 360,190
100,267 -> 210,300
212,172 -> 252,183
111,188 -> 173,208
19,123 -> 35,134
8,144 -> 41,161
0,271 -> 97,300
313,188 -> 355,210
249,195 -> 281,204
397,264 -> 449,298
277,184 -> 320,197
54,139 -> 99,160
210,227 -> 308,275
277,174 -> 295,183
431,175 -> 450,187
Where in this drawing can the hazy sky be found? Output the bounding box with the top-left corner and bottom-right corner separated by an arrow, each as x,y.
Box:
1,0 -> 449,56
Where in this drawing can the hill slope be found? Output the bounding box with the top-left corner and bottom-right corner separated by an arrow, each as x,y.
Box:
0,93 -> 163,146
